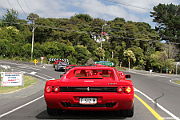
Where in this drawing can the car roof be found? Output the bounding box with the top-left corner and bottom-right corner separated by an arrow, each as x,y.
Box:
71,66 -> 114,70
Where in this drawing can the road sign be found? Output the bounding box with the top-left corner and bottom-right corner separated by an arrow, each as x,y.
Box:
1,72 -> 23,86
33,59 -> 38,65
95,61 -> 114,66
41,57 -> 45,60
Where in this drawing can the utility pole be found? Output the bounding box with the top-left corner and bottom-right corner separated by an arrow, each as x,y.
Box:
100,23 -> 108,48
30,19 -> 36,60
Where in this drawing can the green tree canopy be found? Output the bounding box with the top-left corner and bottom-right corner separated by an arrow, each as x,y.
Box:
151,3 -> 180,42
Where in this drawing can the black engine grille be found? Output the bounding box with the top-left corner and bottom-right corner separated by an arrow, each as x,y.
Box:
60,87 -> 117,92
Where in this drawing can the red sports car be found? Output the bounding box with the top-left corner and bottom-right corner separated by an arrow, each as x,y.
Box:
65,65 -> 77,72
44,66 -> 134,117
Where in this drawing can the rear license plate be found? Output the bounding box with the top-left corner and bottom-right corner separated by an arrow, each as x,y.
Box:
79,98 -> 97,104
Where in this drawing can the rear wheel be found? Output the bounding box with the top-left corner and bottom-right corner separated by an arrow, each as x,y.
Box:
123,106 -> 134,117
118,106 -> 134,117
47,107 -> 63,116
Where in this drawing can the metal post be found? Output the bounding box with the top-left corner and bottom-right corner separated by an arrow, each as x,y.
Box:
112,51 -> 114,59
31,20 -> 36,60
101,23 -> 107,48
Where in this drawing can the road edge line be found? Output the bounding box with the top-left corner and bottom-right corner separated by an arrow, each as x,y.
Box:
135,94 -> 164,120
135,88 -> 180,120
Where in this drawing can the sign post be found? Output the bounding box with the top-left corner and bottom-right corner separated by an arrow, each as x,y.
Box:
40,57 -> 45,64
176,62 -> 180,75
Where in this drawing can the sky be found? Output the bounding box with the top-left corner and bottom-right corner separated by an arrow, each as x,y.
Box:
0,0 -> 179,28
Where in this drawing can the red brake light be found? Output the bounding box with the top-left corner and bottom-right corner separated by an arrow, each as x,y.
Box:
45,86 -> 52,93
117,87 -> 123,93
117,86 -> 133,94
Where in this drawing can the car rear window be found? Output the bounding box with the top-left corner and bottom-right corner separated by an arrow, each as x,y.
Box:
60,62 -> 67,65
73,69 -> 113,78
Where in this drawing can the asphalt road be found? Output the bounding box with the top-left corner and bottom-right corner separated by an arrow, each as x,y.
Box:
0,60 -> 180,120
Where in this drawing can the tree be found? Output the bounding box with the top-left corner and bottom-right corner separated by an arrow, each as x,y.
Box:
86,58 -> 95,65
27,13 -> 39,23
129,46 -> 145,69
151,4 -> 180,43
150,51 -> 170,72
74,45 -> 91,64
2,9 -> 18,27
95,47 -> 105,60
71,14 -> 93,22
123,50 -> 136,69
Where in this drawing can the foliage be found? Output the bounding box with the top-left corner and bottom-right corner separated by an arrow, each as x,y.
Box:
0,9 -> 179,73
151,4 -> 180,43
2,9 -> 18,26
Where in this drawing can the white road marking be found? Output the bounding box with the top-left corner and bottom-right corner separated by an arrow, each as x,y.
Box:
0,95 -> 44,118
0,72 -> 54,118
135,88 -> 180,120
30,71 -> 37,75
39,73 -> 56,79
0,65 -> 11,69
18,66 -> 40,71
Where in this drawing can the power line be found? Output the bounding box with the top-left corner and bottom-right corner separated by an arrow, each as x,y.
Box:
7,0 -> 13,9
21,0 -> 31,13
106,0 -> 152,11
1,21 -> 179,41
16,0 -> 28,16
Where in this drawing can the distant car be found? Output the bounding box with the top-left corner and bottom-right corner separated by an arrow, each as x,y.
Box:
65,65 -> 77,72
44,66 -> 134,117
53,60 -> 63,68
54,62 -> 68,72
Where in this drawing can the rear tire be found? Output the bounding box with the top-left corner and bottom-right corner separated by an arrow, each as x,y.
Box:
123,106 -> 134,117
47,107 -> 62,116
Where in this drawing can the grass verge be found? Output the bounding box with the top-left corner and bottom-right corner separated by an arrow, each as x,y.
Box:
0,76 -> 38,94
173,80 -> 180,85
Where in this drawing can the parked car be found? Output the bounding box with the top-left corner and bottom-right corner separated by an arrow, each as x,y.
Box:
44,66 -> 134,117
54,62 -> 68,72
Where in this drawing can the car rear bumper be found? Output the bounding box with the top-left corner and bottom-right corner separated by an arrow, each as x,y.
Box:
44,92 -> 134,111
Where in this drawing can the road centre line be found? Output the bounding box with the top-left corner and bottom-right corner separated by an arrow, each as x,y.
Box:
135,88 -> 180,120
135,94 -> 164,120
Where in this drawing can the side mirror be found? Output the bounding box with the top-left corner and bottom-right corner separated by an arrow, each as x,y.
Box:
125,74 -> 131,78
60,74 -> 64,78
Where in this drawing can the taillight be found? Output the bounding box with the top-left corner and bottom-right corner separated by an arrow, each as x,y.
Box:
53,86 -> 60,93
45,86 -> 52,93
117,87 -> 123,93
117,86 -> 133,94
124,86 -> 132,94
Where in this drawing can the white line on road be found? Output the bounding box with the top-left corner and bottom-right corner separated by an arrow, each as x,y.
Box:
135,88 -> 180,120
0,95 -> 44,118
0,72 -> 54,118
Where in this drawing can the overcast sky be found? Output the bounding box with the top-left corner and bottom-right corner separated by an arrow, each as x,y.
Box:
0,0 -> 179,28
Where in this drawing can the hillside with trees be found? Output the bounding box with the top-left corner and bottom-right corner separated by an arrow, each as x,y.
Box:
0,3 -> 180,73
